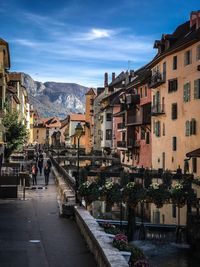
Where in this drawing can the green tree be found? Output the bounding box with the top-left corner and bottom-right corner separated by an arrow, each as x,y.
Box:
2,112 -> 28,159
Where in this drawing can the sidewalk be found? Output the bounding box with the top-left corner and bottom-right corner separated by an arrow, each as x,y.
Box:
0,166 -> 96,267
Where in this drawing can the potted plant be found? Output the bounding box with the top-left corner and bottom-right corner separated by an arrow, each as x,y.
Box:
148,182 -> 170,208
101,181 -> 121,205
113,233 -> 128,251
170,182 -> 187,208
78,181 -> 100,205
122,182 -> 146,208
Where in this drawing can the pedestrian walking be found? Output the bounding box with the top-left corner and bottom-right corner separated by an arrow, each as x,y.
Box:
44,163 -> 51,186
31,163 -> 38,185
38,150 -> 44,175
47,158 -> 52,169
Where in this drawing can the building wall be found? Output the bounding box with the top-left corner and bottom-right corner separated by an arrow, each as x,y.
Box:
33,127 -> 46,145
93,93 -> 104,151
101,107 -> 113,149
151,40 -> 200,175
85,91 -> 95,153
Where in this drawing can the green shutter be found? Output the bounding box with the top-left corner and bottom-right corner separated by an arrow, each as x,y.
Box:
185,121 -> 190,136
191,119 -> 196,135
194,80 -> 200,99
188,82 -> 191,101
183,84 -> 187,102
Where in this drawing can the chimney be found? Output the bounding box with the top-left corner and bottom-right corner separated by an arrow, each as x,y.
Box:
190,10 -> 200,30
112,72 -> 115,82
104,72 -> 108,87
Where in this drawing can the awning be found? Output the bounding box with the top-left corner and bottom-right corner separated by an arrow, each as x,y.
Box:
186,148 -> 200,158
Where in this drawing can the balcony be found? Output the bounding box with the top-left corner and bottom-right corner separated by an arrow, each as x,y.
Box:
127,139 -> 140,148
149,72 -> 166,88
117,141 -> 126,148
151,104 -> 165,116
126,94 -> 140,105
127,115 -> 142,126
117,122 -> 126,130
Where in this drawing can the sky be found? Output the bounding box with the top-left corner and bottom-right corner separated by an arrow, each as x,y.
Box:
0,0 -> 200,87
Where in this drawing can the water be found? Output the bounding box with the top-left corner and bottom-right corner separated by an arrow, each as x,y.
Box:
133,241 -> 199,267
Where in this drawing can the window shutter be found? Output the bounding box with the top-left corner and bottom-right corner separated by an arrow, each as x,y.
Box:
191,119 -> 196,135
171,103 -> 177,120
185,121 -> 190,136
194,79 -> 200,99
183,84 -> 187,102
188,82 -> 191,101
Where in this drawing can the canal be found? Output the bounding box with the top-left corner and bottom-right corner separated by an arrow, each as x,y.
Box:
134,241 -> 199,267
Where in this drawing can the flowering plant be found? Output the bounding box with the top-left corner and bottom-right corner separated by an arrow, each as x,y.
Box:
78,181 -> 100,204
103,223 -> 122,235
148,182 -> 170,208
170,183 -> 187,207
101,181 -> 121,204
113,234 -> 128,251
122,182 -> 146,207
128,245 -> 146,266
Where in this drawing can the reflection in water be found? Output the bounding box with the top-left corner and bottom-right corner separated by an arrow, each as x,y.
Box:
133,241 -> 199,267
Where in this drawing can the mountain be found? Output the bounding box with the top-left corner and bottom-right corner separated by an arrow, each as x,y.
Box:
21,73 -> 89,118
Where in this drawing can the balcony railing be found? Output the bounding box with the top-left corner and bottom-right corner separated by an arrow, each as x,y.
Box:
117,141 -> 126,148
117,122 -> 126,130
127,139 -> 140,148
149,72 -> 166,88
126,94 -> 140,105
151,104 -> 165,116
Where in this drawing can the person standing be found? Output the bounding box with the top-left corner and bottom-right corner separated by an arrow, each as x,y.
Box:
38,150 -> 44,175
32,163 -> 38,186
44,163 -> 51,186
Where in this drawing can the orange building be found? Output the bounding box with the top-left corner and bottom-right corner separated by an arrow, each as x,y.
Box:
84,88 -> 96,153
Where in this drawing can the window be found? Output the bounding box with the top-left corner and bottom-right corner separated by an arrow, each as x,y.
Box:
141,129 -> 145,140
183,82 -> 191,102
106,113 -> 112,121
185,121 -> 190,136
106,129 -> 112,140
171,103 -> 177,120
184,50 -> 192,65
168,79 -> 178,93
155,121 -> 161,137
194,79 -> 200,99
185,119 -> 196,136
144,86 -> 147,97
140,88 -> 143,98
190,119 -> 196,135
197,44 -> 200,61
173,56 -> 177,70
192,158 -> 197,173
172,204 -> 176,218
146,132 -> 150,144
172,136 -> 177,151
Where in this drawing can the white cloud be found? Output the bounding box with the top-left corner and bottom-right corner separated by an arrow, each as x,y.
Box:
81,28 -> 115,40
14,39 -> 38,47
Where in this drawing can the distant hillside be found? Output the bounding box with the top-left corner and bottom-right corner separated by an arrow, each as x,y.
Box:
21,73 -> 89,118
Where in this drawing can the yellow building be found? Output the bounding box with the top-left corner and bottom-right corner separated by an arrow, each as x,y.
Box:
85,88 -> 96,154
149,11 -> 200,224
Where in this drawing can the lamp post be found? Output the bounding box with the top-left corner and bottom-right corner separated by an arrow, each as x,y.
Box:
75,122 -> 83,204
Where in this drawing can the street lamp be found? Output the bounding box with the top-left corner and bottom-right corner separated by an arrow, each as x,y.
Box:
75,122 -> 83,204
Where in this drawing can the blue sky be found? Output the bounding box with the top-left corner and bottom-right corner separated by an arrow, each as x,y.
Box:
1,0 -> 200,87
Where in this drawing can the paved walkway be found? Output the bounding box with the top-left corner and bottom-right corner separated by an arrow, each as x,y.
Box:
0,165 -> 96,267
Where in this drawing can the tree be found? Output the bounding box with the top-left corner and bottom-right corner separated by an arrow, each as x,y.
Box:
2,111 -> 28,159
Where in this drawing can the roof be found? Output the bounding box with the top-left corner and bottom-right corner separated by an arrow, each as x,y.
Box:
148,20 -> 200,67
38,117 -> 61,128
69,113 -> 85,121
85,88 -> 96,96
8,73 -> 22,82
108,71 -> 126,87
186,148 -> 200,158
